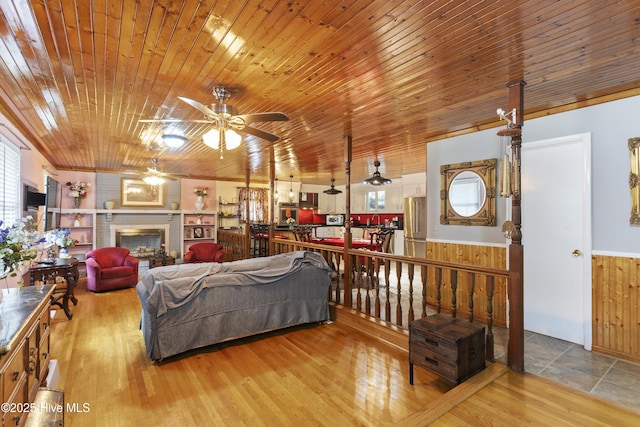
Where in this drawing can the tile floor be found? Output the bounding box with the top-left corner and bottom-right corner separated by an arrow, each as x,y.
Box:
492,327 -> 640,414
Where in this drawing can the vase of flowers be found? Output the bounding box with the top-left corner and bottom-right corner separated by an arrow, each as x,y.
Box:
49,228 -> 75,259
194,187 -> 208,210
66,181 -> 90,208
0,216 -> 45,287
286,216 -> 296,230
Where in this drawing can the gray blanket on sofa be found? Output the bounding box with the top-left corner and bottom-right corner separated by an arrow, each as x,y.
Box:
138,250 -> 331,317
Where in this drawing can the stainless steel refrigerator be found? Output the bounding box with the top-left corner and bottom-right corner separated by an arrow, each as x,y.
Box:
404,196 -> 427,258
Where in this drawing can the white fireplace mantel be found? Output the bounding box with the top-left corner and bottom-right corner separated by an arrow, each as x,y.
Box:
96,209 -> 181,222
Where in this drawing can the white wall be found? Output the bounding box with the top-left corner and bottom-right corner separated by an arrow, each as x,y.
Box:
427,94 -> 640,253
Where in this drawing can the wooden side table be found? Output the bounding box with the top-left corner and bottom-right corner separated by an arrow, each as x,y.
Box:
148,256 -> 175,269
28,258 -> 79,320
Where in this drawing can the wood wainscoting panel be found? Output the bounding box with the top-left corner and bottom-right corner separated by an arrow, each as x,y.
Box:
592,254 -> 640,363
426,242 -> 507,327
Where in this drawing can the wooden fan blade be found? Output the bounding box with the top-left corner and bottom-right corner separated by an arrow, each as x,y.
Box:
139,119 -> 214,124
236,112 -> 289,123
240,125 -> 281,142
178,96 -> 220,118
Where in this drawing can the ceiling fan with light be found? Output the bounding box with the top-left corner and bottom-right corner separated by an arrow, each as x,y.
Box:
140,85 -> 289,158
129,157 -> 186,185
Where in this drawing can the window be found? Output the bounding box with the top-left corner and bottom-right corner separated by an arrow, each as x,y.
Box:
0,139 -> 20,224
238,187 -> 268,223
367,190 -> 385,211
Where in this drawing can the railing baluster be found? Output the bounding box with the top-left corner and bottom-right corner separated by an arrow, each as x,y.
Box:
395,260 -> 402,326
380,259 -> 388,322
408,263 -> 415,323
468,272 -> 476,322
450,269 -> 458,318
436,267 -> 442,313
421,265 -> 427,318
355,254 -> 362,312
486,276 -> 495,360
366,257 -> 373,316
334,252 -> 341,304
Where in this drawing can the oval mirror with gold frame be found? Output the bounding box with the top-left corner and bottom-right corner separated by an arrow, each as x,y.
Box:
440,159 -> 497,226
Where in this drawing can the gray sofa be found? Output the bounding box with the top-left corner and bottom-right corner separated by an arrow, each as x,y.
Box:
136,251 -> 332,361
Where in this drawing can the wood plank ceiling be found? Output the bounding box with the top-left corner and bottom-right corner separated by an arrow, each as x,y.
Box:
0,0 -> 638,185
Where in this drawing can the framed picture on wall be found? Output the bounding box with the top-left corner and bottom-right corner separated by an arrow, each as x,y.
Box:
193,227 -> 204,239
121,178 -> 164,207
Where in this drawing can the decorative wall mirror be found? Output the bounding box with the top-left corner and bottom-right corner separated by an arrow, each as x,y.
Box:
629,137 -> 640,224
440,158 -> 497,226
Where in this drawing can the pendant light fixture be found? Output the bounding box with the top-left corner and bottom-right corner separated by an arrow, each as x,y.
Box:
363,160 -> 392,185
288,175 -> 295,203
274,178 -> 279,203
323,178 -> 342,195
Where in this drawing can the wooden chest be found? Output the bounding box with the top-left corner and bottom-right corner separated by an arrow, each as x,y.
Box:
409,314 -> 486,384
148,256 -> 175,269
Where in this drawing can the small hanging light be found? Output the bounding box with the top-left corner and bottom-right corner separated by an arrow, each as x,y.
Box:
323,178 -> 342,195
288,175 -> 295,203
363,160 -> 392,185
274,178 -> 279,203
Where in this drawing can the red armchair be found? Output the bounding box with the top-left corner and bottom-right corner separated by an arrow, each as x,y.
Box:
184,242 -> 224,263
85,247 -> 139,292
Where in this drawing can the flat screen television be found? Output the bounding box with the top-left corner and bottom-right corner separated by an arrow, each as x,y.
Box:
43,176 -> 62,231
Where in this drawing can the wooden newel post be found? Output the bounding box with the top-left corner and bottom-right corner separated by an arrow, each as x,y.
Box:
344,135 -> 353,307
504,80 -> 526,372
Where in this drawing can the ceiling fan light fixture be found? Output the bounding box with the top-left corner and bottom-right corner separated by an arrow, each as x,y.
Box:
143,175 -> 165,186
162,134 -> 187,148
363,160 -> 392,185
202,128 -> 242,150
225,129 -> 242,150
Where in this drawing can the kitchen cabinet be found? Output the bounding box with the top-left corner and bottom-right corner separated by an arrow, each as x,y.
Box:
335,194 -> 346,213
315,226 -> 339,238
317,192 -> 336,214
403,172 -> 427,197
350,184 -> 366,213
384,182 -> 404,212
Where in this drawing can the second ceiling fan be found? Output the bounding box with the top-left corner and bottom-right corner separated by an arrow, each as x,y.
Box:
141,85 -> 289,158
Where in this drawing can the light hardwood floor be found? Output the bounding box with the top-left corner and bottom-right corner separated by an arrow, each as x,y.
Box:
49,282 -> 639,426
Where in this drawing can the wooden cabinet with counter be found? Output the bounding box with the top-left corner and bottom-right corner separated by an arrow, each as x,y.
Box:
0,285 -> 55,427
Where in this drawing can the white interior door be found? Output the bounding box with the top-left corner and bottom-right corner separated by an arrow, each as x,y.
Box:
521,133 -> 591,347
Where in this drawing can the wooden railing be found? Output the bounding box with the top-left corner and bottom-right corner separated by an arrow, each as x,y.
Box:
216,230 -> 508,361
272,237 -> 508,361
217,230 -> 248,261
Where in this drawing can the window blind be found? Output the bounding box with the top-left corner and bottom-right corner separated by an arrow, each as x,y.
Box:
0,139 -> 20,225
